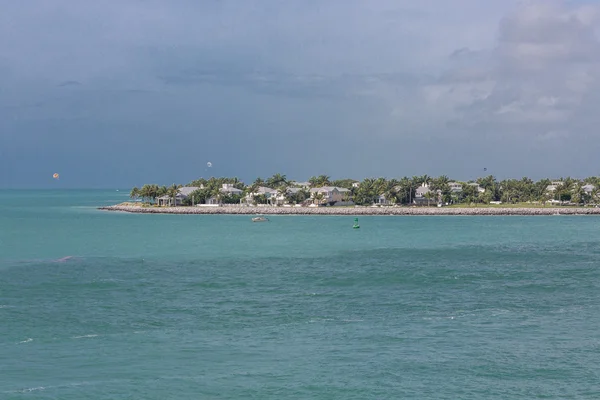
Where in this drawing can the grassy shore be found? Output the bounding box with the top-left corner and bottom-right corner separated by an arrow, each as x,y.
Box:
99,203 -> 600,216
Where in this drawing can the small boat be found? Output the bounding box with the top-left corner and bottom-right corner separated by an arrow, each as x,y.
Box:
252,215 -> 269,222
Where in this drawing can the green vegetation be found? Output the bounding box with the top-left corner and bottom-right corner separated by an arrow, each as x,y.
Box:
129,174 -> 600,207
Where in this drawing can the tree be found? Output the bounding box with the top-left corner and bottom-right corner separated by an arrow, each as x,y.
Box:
209,186 -> 223,205
266,174 -> 288,189
165,184 -> 181,206
353,178 -> 379,205
461,183 -> 479,204
331,179 -> 358,189
309,175 -> 331,187
424,190 -> 436,206
589,187 -> 600,205
382,182 -> 399,205
571,184 -> 586,206
276,186 -> 290,205
129,187 -> 140,201
555,181 -> 573,203
221,194 -> 243,204
312,192 -> 325,206
183,188 -> 211,206
396,177 -> 415,205
288,188 -> 310,205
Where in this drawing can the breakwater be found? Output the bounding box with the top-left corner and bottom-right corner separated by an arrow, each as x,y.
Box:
98,204 -> 600,216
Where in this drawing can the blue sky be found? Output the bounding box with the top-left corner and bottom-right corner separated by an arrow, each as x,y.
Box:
1,0 -> 600,188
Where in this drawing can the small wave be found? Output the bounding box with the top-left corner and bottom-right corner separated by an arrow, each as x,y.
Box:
72,334 -> 98,339
4,381 -> 91,395
21,387 -> 45,393
55,256 -> 71,262
18,338 -> 33,344
309,318 -> 336,323
309,318 -> 363,323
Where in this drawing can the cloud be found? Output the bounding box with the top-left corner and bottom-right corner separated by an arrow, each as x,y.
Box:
58,80 -> 82,87
1,0 -> 600,188
410,1 -> 600,142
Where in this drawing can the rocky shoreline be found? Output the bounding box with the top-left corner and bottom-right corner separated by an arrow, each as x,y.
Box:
98,204 -> 600,216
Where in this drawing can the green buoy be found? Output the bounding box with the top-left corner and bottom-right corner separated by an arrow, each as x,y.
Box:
353,217 -> 360,229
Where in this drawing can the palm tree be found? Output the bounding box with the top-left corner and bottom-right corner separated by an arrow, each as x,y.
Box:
253,177 -> 265,188
210,186 -> 223,205
396,177 -> 413,205
436,175 -> 450,185
139,184 -> 154,203
312,192 -> 325,206
383,184 -> 398,205
572,184 -> 586,206
129,187 -> 140,201
424,190 -> 436,206
267,173 -> 288,189
166,183 -> 181,206
152,185 -> 164,204
317,175 -> 331,187
276,186 -> 290,206
592,187 -> 600,206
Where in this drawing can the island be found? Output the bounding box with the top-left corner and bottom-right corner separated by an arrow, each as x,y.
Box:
99,174 -> 600,216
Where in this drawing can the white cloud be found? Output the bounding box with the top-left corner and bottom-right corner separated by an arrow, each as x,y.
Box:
389,1 -> 600,138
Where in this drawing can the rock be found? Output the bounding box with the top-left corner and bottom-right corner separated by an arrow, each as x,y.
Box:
97,204 -> 600,216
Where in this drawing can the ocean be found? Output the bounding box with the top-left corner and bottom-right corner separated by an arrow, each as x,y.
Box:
1,189 -> 599,399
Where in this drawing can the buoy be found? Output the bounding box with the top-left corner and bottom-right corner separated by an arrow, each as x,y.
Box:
353,217 -> 360,229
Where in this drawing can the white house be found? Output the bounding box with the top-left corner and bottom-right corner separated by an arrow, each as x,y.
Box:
221,183 -> 243,195
582,184 -> 595,194
467,182 -> 485,193
375,194 -> 393,206
205,184 -> 244,205
546,181 -> 564,192
273,187 -> 308,205
157,186 -> 202,206
413,184 -> 434,205
310,186 -> 352,205
448,182 -> 463,193
245,186 -> 278,204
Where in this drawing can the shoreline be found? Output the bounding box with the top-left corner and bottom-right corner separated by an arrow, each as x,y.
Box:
98,204 -> 600,216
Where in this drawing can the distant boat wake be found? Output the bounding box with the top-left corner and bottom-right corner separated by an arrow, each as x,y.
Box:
54,256 -> 74,263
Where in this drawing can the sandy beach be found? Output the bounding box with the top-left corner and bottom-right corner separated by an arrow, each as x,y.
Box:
99,204 -> 600,216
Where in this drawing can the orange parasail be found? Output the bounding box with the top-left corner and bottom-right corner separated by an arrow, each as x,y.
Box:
53,173 -> 60,180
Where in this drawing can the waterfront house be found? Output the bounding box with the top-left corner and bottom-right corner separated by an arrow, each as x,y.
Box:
546,181 -> 564,192
582,184 -> 595,194
467,183 -> 485,193
310,186 -> 352,205
205,184 -> 244,205
221,183 -> 243,196
157,186 -> 202,206
414,184 -> 432,205
448,182 -> 463,193
375,194 -> 393,206
245,186 -> 278,204
273,187 -> 307,205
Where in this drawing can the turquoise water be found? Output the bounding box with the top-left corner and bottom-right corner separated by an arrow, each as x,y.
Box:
1,190 -> 600,399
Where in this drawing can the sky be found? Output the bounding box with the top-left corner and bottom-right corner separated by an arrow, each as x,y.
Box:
1,0 -> 600,188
